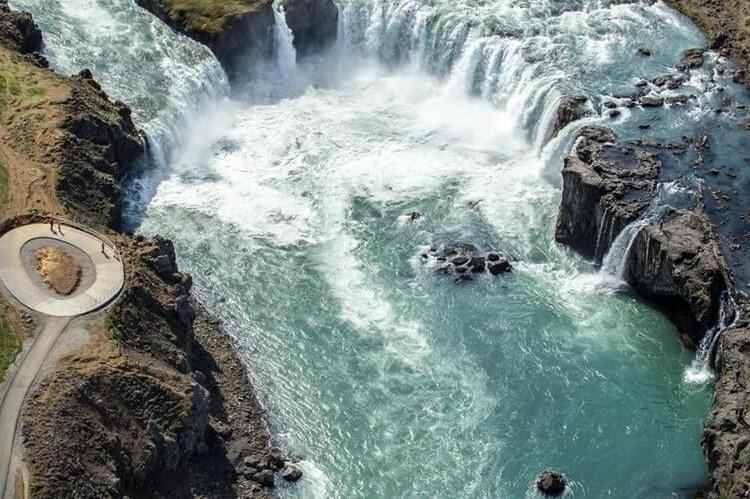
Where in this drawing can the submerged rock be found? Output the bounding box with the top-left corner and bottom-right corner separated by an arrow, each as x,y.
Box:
536,470 -> 566,496
422,243 -> 512,280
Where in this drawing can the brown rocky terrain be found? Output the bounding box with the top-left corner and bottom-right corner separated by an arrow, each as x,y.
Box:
0,2 -> 289,498
0,0 -> 142,230
665,0 -> 750,82
34,246 -> 82,296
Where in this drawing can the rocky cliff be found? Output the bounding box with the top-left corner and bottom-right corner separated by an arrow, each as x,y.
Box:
624,209 -> 729,347
555,126 -> 660,261
703,319 -> 750,499
281,0 -> 338,57
133,0 -> 338,79
134,0 -> 275,81
22,235 -> 283,498
0,3 -> 288,498
0,0 -> 142,230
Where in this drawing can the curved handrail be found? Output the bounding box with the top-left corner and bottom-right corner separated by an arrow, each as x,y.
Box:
50,217 -> 119,253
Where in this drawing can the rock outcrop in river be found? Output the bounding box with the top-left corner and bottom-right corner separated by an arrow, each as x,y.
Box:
555,38 -> 750,496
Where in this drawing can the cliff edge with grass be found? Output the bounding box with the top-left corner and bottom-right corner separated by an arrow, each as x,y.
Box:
0,2 -> 292,497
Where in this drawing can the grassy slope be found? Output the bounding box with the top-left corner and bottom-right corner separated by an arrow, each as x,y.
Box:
0,49 -> 65,380
156,0 -> 268,33
0,299 -> 22,382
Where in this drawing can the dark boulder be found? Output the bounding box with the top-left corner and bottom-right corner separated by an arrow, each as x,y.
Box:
488,258 -> 511,275
469,257 -> 486,272
637,47 -> 651,57
551,95 -> 591,138
536,470 -> 566,496
682,48 -> 705,69
640,96 -> 665,107
252,469 -> 276,488
710,32 -> 728,50
452,256 -> 470,266
282,0 -> 338,57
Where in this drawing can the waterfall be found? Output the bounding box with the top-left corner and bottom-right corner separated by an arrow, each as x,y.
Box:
338,0 -> 566,148
273,0 -> 298,81
684,292 -> 739,384
600,180 -> 698,284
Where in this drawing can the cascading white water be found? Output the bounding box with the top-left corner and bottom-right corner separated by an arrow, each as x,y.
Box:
8,0 -> 231,227
685,292 -> 740,384
600,180 -> 698,285
273,0 -> 299,83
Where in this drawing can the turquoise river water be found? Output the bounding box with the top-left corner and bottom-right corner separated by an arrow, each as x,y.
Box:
12,0 -> 728,497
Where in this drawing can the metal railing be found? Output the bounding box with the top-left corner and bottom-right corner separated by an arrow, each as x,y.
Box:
50,217 -> 119,252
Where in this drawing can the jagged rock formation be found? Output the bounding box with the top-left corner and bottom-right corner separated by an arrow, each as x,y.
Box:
281,0 -> 338,57
56,70 -> 143,230
704,321 -> 750,499
0,3 -> 142,230
554,126 -> 660,260
624,209 -> 729,347
0,0 -> 41,54
555,126 -> 731,348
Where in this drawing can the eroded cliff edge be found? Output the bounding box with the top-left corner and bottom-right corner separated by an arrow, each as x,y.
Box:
133,0 -> 338,80
0,2 -> 292,497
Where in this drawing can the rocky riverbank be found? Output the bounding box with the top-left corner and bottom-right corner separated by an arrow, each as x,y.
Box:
664,0 -> 750,83
554,25 -> 750,497
0,2 -> 291,497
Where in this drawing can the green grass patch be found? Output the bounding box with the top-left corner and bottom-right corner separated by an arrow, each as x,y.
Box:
0,57 -> 48,112
0,310 -> 20,383
161,0 -> 269,33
